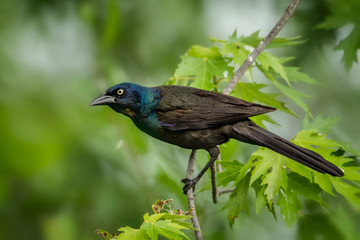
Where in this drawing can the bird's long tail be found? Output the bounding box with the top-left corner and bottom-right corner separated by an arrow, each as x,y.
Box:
232,120 -> 344,177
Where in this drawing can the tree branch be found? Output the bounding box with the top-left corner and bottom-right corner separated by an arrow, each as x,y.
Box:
222,0 -> 302,95
185,150 -> 203,240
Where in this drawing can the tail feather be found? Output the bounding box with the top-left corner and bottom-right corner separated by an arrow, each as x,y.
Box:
232,120 -> 344,177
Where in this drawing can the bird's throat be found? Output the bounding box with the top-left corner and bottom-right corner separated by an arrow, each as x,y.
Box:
123,108 -> 137,118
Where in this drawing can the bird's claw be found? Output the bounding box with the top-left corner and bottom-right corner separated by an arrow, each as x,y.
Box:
181,178 -> 198,194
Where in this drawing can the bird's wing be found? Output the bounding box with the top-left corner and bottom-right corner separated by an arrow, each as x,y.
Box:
156,87 -> 276,131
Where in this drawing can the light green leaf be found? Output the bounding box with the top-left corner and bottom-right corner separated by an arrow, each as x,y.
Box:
258,64 -> 310,112
117,227 -> 148,240
174,52 -> 232,90
251,148 -> 288,205
267,36 -> 306,48
284,159 -> 313,181
331,177 -> 360,211
302,113 -> 339,133
141,220 -> 190,240
221,42 -> 249,66
257,52 -> 289,85
188,45 -> 222,58
233,82 -> 293,115
284,67 -> 318,84
228,29 -> 261,47
272,79 -> 310,112
143,212 -> 166,223
277,188 -> 302,226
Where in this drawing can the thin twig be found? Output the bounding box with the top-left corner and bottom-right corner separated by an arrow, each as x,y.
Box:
185,150 -> 203,240
223,0 -> 302,95
219,188 -> 235,196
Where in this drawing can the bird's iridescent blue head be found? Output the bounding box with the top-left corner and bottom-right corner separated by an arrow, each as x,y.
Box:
90,82 -> 160,118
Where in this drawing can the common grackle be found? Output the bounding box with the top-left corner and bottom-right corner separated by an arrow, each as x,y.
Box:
90,82 -> 344,193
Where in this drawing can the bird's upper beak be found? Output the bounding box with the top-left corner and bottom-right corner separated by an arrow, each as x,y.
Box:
90,94 -> 116,106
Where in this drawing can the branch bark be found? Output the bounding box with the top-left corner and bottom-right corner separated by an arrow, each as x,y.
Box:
184,1 -> 302,239
223,0 -> 301,95
185,150 -> 203,240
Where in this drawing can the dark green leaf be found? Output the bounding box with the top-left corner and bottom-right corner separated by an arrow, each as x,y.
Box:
223,173 -> 251,227
334,25 -> 360,70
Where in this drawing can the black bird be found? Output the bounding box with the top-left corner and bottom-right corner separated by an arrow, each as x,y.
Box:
90,82 -> 344,192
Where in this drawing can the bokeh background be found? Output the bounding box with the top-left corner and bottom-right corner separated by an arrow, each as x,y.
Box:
1,0 -> 359,239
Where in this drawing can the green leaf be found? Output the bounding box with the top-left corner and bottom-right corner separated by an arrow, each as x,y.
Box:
141,220 -> 190,240
188,45 -> 222,58
284,67 -> 318,85
223,173 -> 251,227
217,160 -> 244,187
117,227 -> 148,240
287,173 -> 324,204
334,25 -> 360,70
271,79 -> 310,112
257,52 -> 289,85
293,129 -> 360,203
174,45 -> 233,90
267,36 -> 306,48
252,182 -> 276,218
302,113 -> 339,134
221,42 -> 250,66
228,30 -> 262,47
316,0 -> 360,70
255,185 -> 267,214
330,177 -> 360,211
250,148 -> 288,205
257,64 -> 311,112
143,212 -> 166,223
277,188 -> 302,226
233,82 -> 293,115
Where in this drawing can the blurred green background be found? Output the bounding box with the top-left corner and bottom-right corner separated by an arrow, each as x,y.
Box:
0,0 -> 359,239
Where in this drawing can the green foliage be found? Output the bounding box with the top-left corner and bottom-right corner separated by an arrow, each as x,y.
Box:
317,0 -> 360,70
96,199 -> 194,240
167,30 -> 317,120
220,116 -> 360,226
168,30 -> 360,228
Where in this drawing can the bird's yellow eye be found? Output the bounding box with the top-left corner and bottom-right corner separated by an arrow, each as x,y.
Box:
117,88 -> 124,96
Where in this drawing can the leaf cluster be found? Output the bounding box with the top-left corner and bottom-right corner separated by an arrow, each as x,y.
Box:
96,199 -> 194,240
220,114 -> 360,226
317,0 -> 360,70
167,30 -> 317,127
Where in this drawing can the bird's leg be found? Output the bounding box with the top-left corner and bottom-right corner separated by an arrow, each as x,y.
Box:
210,162 -> 218,203
182,146 -> 220,194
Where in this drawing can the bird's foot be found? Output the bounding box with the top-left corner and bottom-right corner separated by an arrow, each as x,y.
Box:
181,178 -> 198,194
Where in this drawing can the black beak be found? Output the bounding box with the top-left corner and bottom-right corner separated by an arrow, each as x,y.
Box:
90,94 -> 116,106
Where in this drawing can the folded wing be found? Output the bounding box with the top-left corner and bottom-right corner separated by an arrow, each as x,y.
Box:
156,86 -> 275,131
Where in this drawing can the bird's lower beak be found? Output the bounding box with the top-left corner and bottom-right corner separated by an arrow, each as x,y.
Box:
90,94 -> 116,106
